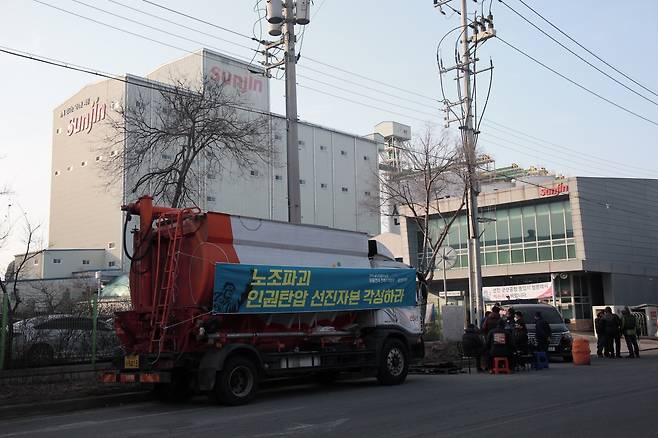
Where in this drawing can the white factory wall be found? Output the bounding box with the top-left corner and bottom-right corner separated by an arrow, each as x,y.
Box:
48,49 -> 381,277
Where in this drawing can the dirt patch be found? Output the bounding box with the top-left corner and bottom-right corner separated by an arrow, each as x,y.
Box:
423,341 -> 461,365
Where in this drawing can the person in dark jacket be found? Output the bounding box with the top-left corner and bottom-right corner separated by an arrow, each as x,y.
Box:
482,306 -> 501,336
604,306 -> 622,358
462,324 -> 484,371
620,307 -> 640,358
512,311 -> 529,354
594,311 -> 606,358
534,311 -> 552,353
486,319 -> 512,370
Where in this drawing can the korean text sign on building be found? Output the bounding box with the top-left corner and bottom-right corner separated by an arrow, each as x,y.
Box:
213,263 -> 417,314
482,282 -> 553,302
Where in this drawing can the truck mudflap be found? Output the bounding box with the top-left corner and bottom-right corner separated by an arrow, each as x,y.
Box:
101,371 -> 171,384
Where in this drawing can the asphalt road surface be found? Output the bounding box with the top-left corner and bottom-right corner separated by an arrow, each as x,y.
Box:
2,352 -> 658,438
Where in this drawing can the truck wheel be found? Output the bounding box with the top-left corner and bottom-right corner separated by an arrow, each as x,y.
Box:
211,356 -> 259,406
377,339 -> 408,386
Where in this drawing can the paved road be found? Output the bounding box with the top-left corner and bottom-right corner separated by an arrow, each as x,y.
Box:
2,352 -> 658,438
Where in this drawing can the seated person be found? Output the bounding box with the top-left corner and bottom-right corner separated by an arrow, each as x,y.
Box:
462,323 -> 484,371
486,319 -> 512,370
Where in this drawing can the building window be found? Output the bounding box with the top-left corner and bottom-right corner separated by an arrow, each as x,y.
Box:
363,156 -> 369,160
299,179 -> 306,185
364,191 -> 371,196
320,145 -> 327,151
53,258 -> 62,264
340,150 -> 347,156
274,134 -> 282,140
95,156 -> 102,162
110,150 -> 117,156
67,166 -> 73,172
54,171 -> 60,176
420,200 -> 576,269
320,183 -> 327,189
298,140 -> 305,145
250,170 -> 259,177
207,196 -> 216,202
33,259 -> 39,265
108,261 -> 116,267
341,187 -> 348,192
82,259 -> 90,265
80,161 -> 87,167
108,242 -> 116,249
207,173 -> 216,180
275,175 -> 283,180
56,128 -> 62,134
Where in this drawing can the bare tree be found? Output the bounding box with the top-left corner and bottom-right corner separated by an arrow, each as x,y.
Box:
376,129 -> 467,284
0,214 -> 43,366
105,76 -> 272,208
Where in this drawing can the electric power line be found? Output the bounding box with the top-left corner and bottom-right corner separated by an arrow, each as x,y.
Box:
71,0 -> 258,56
0,46 -> 276,119
500,0 -> 658,107
496,36 -> 658,127
142,0 -> 258,42
515,0 -> 658,99
108,0 -> 256,52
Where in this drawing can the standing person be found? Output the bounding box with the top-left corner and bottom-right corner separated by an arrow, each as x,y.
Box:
512,311 -> 529,370
594,311 -> 606,358
505,307 -> 516,331
513,311 -> 529,354
482,306 -> 501,337
462,324 -> 485,371
481,310 -> 491,329
534,311 -> 552,353
486,319 -> 512,371
604,307 -> 622,358
620,307 -> 640,358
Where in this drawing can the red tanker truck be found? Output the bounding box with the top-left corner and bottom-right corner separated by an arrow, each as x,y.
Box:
102,196 -> 424,405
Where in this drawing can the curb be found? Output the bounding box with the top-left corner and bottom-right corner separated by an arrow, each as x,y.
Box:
0,391 -> 152,420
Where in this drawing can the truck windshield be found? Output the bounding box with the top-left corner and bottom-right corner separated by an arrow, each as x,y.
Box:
518,306 -> 563,324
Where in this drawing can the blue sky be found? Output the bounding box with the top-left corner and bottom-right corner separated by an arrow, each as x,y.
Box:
1,0 -> 657,269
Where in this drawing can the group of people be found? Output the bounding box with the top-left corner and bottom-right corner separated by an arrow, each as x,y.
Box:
461,306 -> 552,372
594,306 -> 640,359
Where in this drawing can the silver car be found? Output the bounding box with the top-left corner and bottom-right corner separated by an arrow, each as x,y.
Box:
12,314 -> 120,366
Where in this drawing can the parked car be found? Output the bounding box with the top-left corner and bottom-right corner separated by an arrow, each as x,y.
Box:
12,314 -> 120,366
513,303 -> 573,361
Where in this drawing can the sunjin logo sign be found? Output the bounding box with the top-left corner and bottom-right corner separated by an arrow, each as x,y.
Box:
66,98 -> 106,136
539,182 -> 569,197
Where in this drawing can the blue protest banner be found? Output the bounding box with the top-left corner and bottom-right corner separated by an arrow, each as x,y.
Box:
213,263 -> 417,314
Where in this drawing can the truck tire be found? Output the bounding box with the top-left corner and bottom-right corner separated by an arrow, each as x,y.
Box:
210,356 -> 259,406
377,339 -> 408,386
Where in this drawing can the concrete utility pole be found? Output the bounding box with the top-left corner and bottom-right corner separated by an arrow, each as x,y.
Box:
458,0 -> 484,325
435,0 -> 495,324
283,0 -> 302,224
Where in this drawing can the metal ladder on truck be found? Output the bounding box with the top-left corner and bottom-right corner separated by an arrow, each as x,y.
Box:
149,210 -> 186,354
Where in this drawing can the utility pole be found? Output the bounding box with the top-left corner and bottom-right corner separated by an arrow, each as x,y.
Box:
435,0 -> 495,325
264,0 -> 309,224
283,0 -> 301,224
458,0 -> 484,325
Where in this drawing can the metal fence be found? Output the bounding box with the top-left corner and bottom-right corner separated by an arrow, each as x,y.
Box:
1,295 -> 131,370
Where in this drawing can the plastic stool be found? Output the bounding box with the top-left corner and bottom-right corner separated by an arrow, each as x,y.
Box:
533,352 -> 549,370
491,357 -> 511,374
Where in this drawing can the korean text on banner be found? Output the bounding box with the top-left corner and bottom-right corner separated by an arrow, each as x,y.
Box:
212,263 -> 417,314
